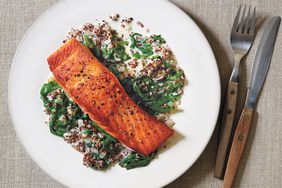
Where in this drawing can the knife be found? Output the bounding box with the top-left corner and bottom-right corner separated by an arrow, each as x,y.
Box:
223,16 -> 281,188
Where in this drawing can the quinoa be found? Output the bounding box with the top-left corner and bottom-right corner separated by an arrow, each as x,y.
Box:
109,13 -> 120,22
63,118 -> 123,169
136,21 -> 144,28
41,14 -> 186,171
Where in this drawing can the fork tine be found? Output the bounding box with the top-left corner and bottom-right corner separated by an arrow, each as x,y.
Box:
249,7 -> 256,35
231,4 -> 242,33
238,5 -> 247,33
244,6 -> 252,33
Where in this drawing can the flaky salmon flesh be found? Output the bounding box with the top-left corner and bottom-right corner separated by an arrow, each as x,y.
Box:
47,38 -> 173,156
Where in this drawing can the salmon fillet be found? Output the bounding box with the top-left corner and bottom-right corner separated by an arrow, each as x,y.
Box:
47,38 -> 173,156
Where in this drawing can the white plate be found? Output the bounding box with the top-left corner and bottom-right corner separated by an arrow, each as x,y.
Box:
8,0 -> 220,187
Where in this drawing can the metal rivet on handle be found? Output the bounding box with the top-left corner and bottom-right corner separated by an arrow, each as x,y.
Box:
238,134 -> 243,141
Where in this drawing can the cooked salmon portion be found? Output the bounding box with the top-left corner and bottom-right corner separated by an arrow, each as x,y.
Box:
47,38 -> 173,156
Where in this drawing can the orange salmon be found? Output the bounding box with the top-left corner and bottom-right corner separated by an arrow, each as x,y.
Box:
47,38 -> 173,156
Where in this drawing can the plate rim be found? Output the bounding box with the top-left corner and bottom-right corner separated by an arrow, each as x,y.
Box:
8,0 -> 221,187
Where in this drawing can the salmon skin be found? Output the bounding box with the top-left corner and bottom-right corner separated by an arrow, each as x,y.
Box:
47,38 -> 173,156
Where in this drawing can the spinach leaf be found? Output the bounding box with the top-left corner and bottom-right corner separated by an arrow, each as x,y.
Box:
151,35 -> 166,44
130,33 -> 142,48
102,44 -> 130,62
83,34 -> 102,60
83,34 -> 95,48
40,81 -> 60,105
131,65 -> 185,115
83,34 -> 130,63
117,40 -> 129,46
119,152 -> 156,170
130,33 -> 154,58
40,81 -> 83,137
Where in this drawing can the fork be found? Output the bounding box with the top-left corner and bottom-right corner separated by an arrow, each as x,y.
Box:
214,4 -> 256,179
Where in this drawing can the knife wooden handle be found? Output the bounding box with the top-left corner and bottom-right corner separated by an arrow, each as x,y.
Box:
223,107 -> 253,188
214,82 -> 238,178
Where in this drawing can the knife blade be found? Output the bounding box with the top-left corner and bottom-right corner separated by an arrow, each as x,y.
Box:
245,16 -> 281,109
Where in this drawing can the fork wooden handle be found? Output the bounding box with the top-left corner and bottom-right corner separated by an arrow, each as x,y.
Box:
214,82 -> 238,178
223,107 -> 253,188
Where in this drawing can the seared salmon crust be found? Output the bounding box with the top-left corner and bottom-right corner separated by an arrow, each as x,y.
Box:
47,38 -> 173,156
